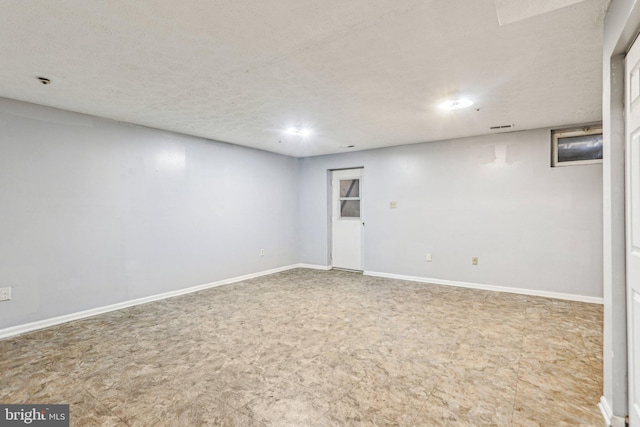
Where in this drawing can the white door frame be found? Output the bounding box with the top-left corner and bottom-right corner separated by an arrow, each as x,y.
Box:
329,168 -> 364,271
626,34 -> 640,427
601,5 -> 640,425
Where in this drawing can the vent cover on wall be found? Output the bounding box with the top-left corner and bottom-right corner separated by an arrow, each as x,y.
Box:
490,124 -> 514,130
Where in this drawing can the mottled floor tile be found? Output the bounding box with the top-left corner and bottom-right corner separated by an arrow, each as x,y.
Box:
239,379 -> 335,426
1,269 -> 602,426
159,394 -> 265,427
511,376 -> 602,427
427,377 -> 516,426
3,367 -> 125,426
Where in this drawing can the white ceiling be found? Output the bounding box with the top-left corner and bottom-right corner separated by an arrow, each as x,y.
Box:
0,0 -> 609,157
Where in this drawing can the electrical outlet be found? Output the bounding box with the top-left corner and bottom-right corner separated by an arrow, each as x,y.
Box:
260,249 -> 265,257
426,253 -> 432,262
472,256 -> 479,265
0,287 -> 11,301
389,201 -> 397,209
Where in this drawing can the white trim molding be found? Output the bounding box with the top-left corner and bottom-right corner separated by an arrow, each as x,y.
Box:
1,265 -> 602,340
599,396 -> 627,427
363,271 -> 604,304
0,264 -> 302,340
297,263 -> 332,270
599,396 -> 613,426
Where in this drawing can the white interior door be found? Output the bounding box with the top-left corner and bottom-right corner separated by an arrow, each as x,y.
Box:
331,169 -> 363,271
626,35 -> 640,427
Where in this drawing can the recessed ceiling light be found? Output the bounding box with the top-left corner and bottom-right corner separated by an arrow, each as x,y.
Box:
439,98 -> 474,110
285,127 -> 310,137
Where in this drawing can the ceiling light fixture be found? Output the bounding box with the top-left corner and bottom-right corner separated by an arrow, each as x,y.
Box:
439,98 -> 473,110
285,127 -> 310,137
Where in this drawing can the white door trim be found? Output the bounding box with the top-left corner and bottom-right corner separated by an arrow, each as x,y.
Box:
626,34 -> 640,427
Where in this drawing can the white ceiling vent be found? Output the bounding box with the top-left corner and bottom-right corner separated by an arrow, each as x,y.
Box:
490,124 -> 515,130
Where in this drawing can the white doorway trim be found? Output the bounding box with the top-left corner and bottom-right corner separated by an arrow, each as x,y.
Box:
625,32 -> 640,427
602,4 -> 640,426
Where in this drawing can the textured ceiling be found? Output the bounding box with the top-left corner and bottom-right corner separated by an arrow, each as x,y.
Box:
494,0 -> 590,25
0,0 -> 609,157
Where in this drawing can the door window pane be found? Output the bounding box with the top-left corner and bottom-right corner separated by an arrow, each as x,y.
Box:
340,200 -> 360,218
340,179 -> 360,198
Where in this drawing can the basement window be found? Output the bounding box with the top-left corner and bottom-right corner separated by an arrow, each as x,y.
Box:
551,126 -> 602,167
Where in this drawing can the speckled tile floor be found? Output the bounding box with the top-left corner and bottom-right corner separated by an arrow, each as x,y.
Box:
1,269 -> 602,426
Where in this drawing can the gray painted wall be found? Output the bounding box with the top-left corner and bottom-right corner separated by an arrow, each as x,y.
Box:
0,98 -> 299,330
0,97 -> 603,334
299,129 -> 603,298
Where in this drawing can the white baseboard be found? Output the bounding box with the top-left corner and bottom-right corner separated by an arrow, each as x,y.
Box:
598,396 -> 626,427
0,264 -> 301,340
297,263 -> 331,270
599,396 -> 613,426
0,264 -> 603,340
363,271 -> 603,304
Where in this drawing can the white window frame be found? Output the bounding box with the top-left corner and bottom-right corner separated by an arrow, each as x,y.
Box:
551,125 -> 603,167
338,178 -> 361,220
